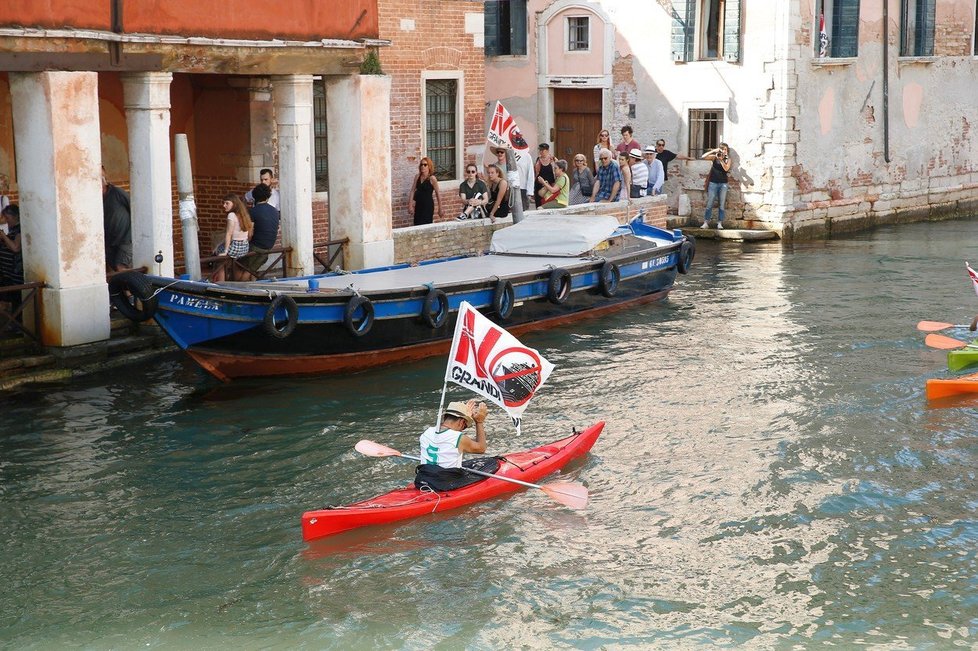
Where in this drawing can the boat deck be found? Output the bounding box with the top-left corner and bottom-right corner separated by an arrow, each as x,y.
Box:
267,253 -> 595,293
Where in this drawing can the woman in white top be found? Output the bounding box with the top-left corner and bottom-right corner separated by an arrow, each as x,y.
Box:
214,193 -> 253,282
593,129 -> 612,173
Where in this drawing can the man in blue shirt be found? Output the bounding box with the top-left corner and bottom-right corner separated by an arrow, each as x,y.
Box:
243,183 -> 280,279
590,148 -> 622,202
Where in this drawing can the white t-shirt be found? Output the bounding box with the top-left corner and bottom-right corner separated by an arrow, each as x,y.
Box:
245,187 -> 280,210
419,426 -> 464,468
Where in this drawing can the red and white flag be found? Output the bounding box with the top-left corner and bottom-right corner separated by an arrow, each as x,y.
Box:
486,100 -> 533,191
445,301 -> 554,433
966,262 -> 978,298
818,13 -> 828,57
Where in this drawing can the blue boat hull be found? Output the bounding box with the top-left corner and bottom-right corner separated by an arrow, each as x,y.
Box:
135,221 -> 692,380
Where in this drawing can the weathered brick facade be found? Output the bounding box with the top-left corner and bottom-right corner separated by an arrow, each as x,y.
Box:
377,0 -> 487,229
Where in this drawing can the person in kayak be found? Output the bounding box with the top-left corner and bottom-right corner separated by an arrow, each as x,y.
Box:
415,399 -> 497,491
420,399 -> 488,467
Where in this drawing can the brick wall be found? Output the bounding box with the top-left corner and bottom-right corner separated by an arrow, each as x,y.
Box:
377,0 -> 487,229
392,196 -> 670,263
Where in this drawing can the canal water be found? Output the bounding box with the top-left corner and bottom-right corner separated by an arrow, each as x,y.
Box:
3,219 -> 978,648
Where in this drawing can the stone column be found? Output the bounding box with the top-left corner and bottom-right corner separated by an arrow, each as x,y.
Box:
9,71 -> 109,346
325,74 -> 393,270
122,71 -> 174,276
272,74 -> 314,277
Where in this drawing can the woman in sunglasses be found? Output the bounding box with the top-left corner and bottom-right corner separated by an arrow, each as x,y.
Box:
593,129 -> 612,173
568,155 -> 595,205
409,156 -> 442,225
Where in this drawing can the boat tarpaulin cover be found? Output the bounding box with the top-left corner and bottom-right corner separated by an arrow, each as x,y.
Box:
489,214 -> 621,256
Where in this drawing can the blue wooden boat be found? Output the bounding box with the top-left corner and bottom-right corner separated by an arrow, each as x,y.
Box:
110,215 -> 694,380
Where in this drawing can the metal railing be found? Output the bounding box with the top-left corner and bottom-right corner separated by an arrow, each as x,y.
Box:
0,281 -> 45,343
313,238 -> 348,273
199,246 -> 291,282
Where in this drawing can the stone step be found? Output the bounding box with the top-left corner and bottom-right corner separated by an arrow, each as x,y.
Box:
683,225 -> 780,241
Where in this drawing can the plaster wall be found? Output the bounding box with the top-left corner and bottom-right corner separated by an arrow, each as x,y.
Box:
789,0 -> 978,238
546,7 -> 605,77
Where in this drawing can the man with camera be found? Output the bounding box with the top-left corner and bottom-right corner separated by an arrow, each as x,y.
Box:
701,143 -> 732,229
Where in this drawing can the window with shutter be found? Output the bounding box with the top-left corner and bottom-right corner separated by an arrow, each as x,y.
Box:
485,0 -> 527,56
723,0 -> 741,62
673,0 -> 740,62
671,0 -> 696,62
900,0 -> 935,56
814,0 -> 860,58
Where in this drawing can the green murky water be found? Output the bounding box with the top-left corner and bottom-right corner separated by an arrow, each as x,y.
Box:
3,219 -> 978,648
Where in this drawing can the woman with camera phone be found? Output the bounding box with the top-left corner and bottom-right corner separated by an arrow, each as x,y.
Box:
701,143 -> 732,229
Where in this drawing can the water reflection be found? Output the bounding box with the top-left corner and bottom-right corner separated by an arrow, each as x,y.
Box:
3,221 -> 978,647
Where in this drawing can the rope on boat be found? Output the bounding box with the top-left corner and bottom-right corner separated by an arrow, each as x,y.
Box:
323,486 -> 444,512
146,278 -> 184,300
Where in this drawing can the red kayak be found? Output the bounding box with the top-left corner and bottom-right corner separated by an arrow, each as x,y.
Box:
301,422 -> 603,542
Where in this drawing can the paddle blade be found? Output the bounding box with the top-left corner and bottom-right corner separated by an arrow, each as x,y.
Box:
355,440 -> 403,458
917,320 -> 956,332
925,333 -> 968,350
540,481 -> 589,510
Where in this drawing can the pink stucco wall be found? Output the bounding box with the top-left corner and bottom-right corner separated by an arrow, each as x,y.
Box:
546,7 -> 605,77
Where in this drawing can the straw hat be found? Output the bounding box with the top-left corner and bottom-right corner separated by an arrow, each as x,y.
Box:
443,401 -> 474,428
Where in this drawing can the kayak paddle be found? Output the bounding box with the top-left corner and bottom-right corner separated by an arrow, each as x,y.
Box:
924,333 -> 978,350
354,439 -> 589,510
916,320 -> 969,332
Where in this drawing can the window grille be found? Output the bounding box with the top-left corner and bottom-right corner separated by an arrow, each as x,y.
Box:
425,79 -> 458,181
688,109 -> 723,158
313,80 -> 329,192
568,16 -> 589,51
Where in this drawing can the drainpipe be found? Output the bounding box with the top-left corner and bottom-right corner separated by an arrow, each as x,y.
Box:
882,0 -> 890,163
109,0 -> 123,65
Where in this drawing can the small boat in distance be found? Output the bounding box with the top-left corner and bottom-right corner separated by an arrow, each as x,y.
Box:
111,214 -> 694,381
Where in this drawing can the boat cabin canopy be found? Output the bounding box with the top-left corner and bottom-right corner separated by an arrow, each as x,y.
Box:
489,215 -> 621,257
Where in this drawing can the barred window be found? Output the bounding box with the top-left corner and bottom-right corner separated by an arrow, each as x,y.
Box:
567,16 -> 589,51
313,79 -> 329,192
688,109 -> 724,158
425,79 -> 458,181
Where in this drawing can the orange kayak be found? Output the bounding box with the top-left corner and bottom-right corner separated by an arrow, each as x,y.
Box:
926,371 -> 978,400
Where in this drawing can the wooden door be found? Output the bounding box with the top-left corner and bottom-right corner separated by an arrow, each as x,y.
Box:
553,88 -> 602,163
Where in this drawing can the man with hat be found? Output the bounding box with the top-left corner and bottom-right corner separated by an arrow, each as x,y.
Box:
643,146 -> 665,196
628,148 -> 648,198
419,399 -> 489,469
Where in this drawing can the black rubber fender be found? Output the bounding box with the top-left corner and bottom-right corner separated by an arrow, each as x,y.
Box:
108,271 -> 158,322
421,288 -> 449,329
598,261 -> 620,297
547,268 -> 572,304
677,236 -> 696,275
263,294 -> 299,339
492,279 -> 515,319
343,295 -> 374,337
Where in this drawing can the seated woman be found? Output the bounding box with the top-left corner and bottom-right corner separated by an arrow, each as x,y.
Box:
537,159 -> 570,209
458,164 -> 489,220
485,163 -> 509,223
212,193 -> 253,282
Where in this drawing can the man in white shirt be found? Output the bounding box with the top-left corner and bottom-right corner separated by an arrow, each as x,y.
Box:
244,168 -> 281,210
643,146 -> 665,196
419,400 -> 488,468
628,148 -> 648,197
